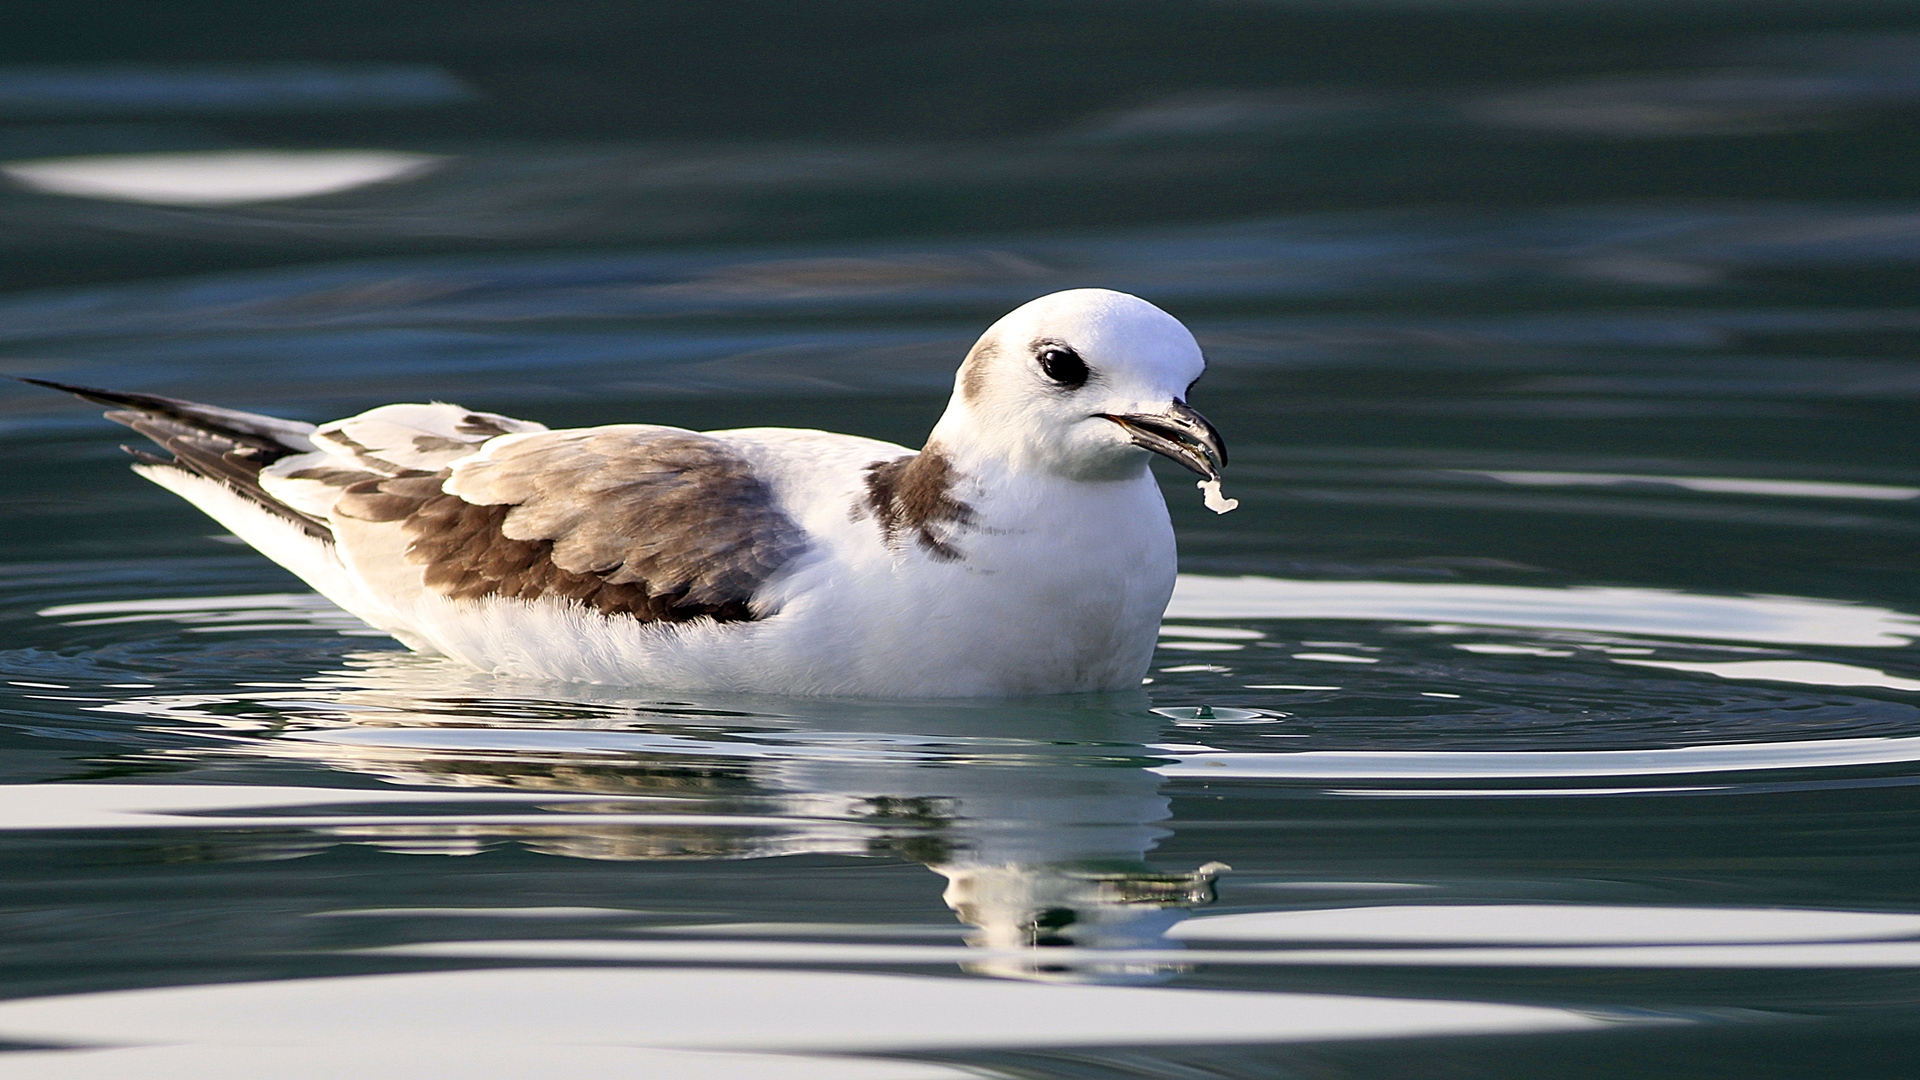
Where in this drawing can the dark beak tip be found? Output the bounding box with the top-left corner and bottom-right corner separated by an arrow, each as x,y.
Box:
1104,406 -> 1228,481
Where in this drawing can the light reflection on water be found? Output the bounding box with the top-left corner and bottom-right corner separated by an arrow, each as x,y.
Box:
0,967 -> 1610,1076
2,149 -> 445,206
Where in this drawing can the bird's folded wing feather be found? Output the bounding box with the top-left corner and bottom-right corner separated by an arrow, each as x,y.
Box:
267,417 -> 809,623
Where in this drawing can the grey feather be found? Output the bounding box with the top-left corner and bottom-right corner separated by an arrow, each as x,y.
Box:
363,425 -> 809,621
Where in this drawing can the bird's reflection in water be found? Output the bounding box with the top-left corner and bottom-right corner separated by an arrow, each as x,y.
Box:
937,862 -> 1226,984
108,651 -> 1228,983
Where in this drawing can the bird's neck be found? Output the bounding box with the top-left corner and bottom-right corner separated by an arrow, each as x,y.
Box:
914,431 -> 1167,563
924,401 -> 1151,486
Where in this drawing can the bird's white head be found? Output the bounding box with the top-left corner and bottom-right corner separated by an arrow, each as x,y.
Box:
930,289 -> 1225,483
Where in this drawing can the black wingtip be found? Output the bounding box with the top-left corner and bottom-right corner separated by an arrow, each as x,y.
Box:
18,377 -> 144,410
20,377 -> 91,392
23,377 -> 332,540
19,377 -> 84,393
17,378 -> 318,453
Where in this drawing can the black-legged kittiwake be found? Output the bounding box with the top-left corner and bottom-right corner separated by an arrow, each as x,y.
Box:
30,288 -> 1234,696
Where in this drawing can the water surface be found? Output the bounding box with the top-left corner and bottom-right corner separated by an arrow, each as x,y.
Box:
4,5 -> 1920,1077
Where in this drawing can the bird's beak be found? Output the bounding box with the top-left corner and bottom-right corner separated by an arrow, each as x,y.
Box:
1100,402 -> 1229,481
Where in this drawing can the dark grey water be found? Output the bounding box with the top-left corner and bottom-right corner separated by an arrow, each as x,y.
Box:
4,4 -> 1920,1077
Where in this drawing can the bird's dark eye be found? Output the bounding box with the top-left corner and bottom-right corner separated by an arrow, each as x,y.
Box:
1037,345 -> 1088,388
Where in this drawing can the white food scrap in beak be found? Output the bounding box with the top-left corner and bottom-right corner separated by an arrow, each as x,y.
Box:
1199,478 -> 1239,514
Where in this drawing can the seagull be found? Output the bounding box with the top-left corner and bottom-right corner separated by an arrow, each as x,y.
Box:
31,288 -> 1233,697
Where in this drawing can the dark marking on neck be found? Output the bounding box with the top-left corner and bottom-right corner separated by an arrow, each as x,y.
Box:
861,446 -> 976,562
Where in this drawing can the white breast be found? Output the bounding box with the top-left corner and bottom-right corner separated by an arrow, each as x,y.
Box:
741,441 -> 1177,696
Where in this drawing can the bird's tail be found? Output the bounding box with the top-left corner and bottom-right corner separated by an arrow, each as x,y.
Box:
24,378 -> 331,539
23,378 -> 405,637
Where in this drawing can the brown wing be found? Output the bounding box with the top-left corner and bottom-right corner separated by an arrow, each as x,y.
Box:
331,426 -> 808,623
